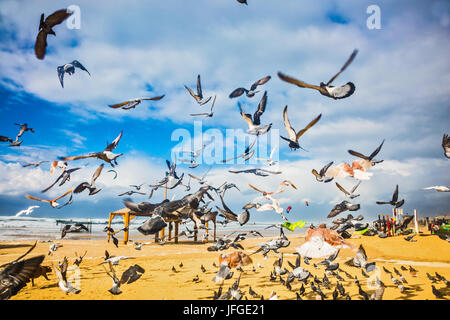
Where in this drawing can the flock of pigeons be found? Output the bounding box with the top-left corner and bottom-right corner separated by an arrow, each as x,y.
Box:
0,4 -> 449,301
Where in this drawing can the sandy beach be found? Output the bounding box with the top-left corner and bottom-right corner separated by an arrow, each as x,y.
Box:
1,232 -> 449,300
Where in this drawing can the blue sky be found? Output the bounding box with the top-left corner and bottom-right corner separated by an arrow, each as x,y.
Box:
0,0 -> 449,225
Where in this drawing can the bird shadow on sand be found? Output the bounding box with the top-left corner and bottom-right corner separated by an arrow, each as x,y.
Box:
38,283 -> 59,289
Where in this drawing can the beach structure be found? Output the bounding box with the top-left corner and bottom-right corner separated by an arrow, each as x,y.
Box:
107,208 -> 216,244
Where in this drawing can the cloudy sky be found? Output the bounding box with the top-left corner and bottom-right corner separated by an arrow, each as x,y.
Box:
0,0 -> 449,225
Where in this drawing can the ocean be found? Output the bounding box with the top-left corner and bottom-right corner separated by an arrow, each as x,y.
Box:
0,215 -> 309,241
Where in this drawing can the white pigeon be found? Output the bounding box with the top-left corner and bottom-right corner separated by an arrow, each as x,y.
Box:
423,186 -> 450,192
15,205 -> 40,216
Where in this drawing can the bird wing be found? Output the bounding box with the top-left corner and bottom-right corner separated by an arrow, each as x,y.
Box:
229,88 -> 247,98
392,185 -> 399,203
25,195 -> 49,203
91,164 -> 104,186
351,181 -> 362,194
141,95 -> 165,101
59,153 -> 97,161
188,174 -> 201,181
41,172 -> 64,193
215,206 -> 237,222
184,85 -> 199,101
347,150 -> 369,161
326,49 -> 358,86
53,189 -> 74,201
244,139 -> 257,154
45,9 -> 73,27
105,131 -> 123,151
210,95 -> 216,112
282,106 -> 297,141
71,60 -> 90,75
369,140 -> 385,160
335,182 -> 350,196
320,161 -> 334,176
250,75 -> 271,91
108,100 -> 132,109
253,91 -> 267,125
248,184 -> 266,194
190,113 -> 210,116
239,103 -> 254,128
295,114 -> 322,141
196,74 -> 203,98
278,72 -> 328,95
57,66 -> 65,88
311,169 -> 321,179
34,29 -> 47,60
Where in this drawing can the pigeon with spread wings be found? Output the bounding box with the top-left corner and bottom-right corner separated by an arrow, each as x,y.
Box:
238,91 -> 272,136
74,163 -> 104,195
228,168 -> 281,177
41,167 -> 80,193
248,180 -> 297,197
59,131 -> 123,167
215,194 -> 250,226
255,147 -> 277,166
281,105 -> 321,151
335,181 -> 361,199
25,188 -> 74,208
109,95 -> 165,110
22,161 -> 49,168
34,9 -> 73,60
229,75 -> 271,98
57,60 -> 90,88
423,186 -> 450,192
184,74 -> 211,105
278,49 -> 358,99
376,184 -> 405,208
312,161 -> 334,182
14,123 -> 35,140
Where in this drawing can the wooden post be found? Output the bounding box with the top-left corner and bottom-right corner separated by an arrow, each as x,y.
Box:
168,222 -> 172,241
107,213 -> 113,243
160,227 -> 165,241
165,182 -> 168,200
123,211 -> 130,244
205,222 -> 209,243
194,225 -> 198,242
175,220 -> 179,244
213,219 -> 216,242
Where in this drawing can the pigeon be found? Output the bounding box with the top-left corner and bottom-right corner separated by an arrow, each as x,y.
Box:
22,161 -> 49,168
442,134 -> 450,159
103,261 -> 122,295
404,234 -> 417,242
229,75 -> 271,98
109,95 -> 165,110
248,286 -> 260,298
238,92 -> 272,136
255,147 -> 278,166
184,75 -> 211,105
358,283 -> 370,300
344,244 -> 376,272
347,140 -> 385,175
0,242 -> 45,300
312,161 -> 334,183
15,205 -> 40,217
50,160 -> 68,174
101,250 -> 133,266
213,261 -> 232,283
25,188 -> 74,208
228,168 -> 282,177
120,265 -> 145,284
376,184 -> 405,208
54,257 -> 80,295
149,159 -> 184,195
432,285 -> 446,299
14,123 -> 35,140
118,190 -> 146,196
318,249 -> 340,271
41,167 -> 81,193
74,164 -> 104,195
277,49 -> 358,99
190,95 -> 217,117
222,139 -> 256,163
370,278 -> 386,300
248,180 -> 297,197
236,0 -> 248,5
57,60 -> 90,88
327,200 -> 360,218
48,243 -> 62,255
336,281 -> 346,296
335,181 -> 361,199
273,253 -> 288,276
59,131 -> 124,167
280,105 -> 321,151
73,251 -> 87,267
215,194 -> 250,226
423,186 -> 450,192
34,9 -> 73,59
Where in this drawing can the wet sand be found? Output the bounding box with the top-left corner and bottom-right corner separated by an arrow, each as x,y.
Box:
1,232 -> 449,300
